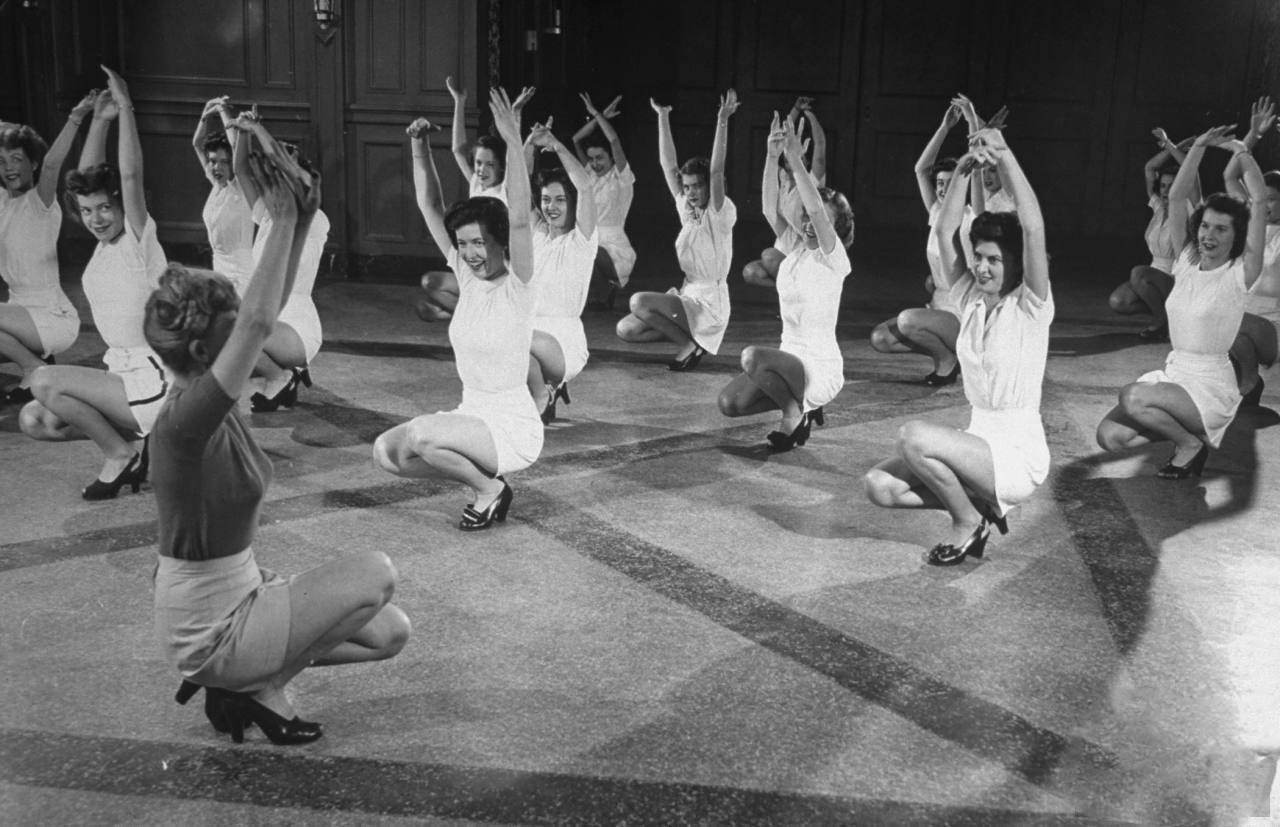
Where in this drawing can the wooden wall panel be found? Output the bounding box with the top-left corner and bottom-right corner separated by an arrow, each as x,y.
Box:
262,0 -> 298,88
124,1 -> 250,86
751,2 -> 845,95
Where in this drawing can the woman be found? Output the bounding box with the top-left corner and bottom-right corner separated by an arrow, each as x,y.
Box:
1106,127 -> 1200,340
719,113 -> 853,450
525,120 -> 599,423
0,95 -> 90,404
374,89 -> 539,531
149,143 -> 409,746
863,128 -> 1054,566
615,89 -> 739,370
192,95 -> 254,297
572,92 -> 634,307
20,71 -> 169,500
1096,125 -> 1269,477
741,97 -> 828,290
230,110 -> 329,412
868,101 -> 972,385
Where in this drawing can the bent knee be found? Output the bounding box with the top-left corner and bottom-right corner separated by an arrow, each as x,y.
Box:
862,469 -> 898,507
1095,420 -> 1126,452
1117,383 -> 1149,416
896,419 -> 932,452
739,345 -> 761,373
372,431 -> 406,474
18,400 -> 54,439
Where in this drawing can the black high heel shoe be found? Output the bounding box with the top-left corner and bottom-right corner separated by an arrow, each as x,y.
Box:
540,383 -> 571,425
924,364 -> 961,387
926,522 -> 990,566
668,345 -> 706,372
766,413 -> 813,452
175,680 -> 250,735
219,692 -> 323,745
460,480 -> 514,531
250,367 -> 310,413
974,500 -> 1009,536
1241,376 -> 1265,408
808,407 -> 825,427
82,452 -> 145,500
1156,443 -> 1209,479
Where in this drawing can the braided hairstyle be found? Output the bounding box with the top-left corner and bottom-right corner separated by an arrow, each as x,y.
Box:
144,264 -> 240,375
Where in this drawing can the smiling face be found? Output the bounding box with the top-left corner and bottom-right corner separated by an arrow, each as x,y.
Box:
981,164 -> 1001,193
934,170 -> 953,202
585,146 -> 613,175
0,146 -> 35,193
1196,207 -> 1236,267
539,182 -> 570,232
1157,172 -> 1175,201
454,221 -> 507,280
206,148 -> 232,186
800,201 -> 839,250
971,240 -> 1009,297
681,173 -> 708,210
75,191 -> 125,242
1265,185 -> 1280,225
473,147 -> 501,188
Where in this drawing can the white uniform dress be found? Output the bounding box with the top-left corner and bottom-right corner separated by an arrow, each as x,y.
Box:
1241,224 -> 1280,348
776,241 -> 851,411
251,203 -> 329,364
926,200 -> 975,317
951,274 -> 1055,515
0,189 -> 80,356
80,217 -> 170,434
1142,194 -> 1185,274
983,189 -> 1017,214
202,181 -> 254,296
469,175 -> 507,205
772,186 -> 805,253
1136,249 -> 1254,446
589,166 -> 636,284
667,194 -> 736,354
435,248 -> 543,474
532,224 -> 598,383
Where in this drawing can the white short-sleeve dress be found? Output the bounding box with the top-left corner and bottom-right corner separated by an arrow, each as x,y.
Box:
667,194 -> 736,354
926,200 -> 975,317
1241,224 -> 1280,347
251,203 -> 329,364
983,189 -> 1017,214
469,175 -> 507,205
432,249 -> 543,474
1142,194 -> 1195,274
952,274 -> 1055,515
1136,249 -> 1254,446
589,166 -> 635,284
0,189 -> 80,356
776,241 -> 851,411
202,181 -> 255,296
80,217 -> 171,435
533,224 -> 598,383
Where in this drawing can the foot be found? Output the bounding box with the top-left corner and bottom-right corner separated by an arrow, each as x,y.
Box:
776,410 -> 804,434
250,686 -> 296,720
672,342 -> 698,362
260,370 -> 293,401
1167,441 -> 1205,467
471,480 -> 506,512
97,450 -> 139,484
942,519 -> 984,550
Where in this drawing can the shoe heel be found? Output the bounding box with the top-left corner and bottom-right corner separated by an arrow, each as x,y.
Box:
809,407 -> 825,427
495,486 -> 513,522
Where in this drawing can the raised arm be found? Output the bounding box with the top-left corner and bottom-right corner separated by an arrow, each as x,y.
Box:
37,91 -> 95,207
973,128 -> 1048,300
915,103 -> 962,211
799,102 -> 827,186
490,88 -> 533,283
760,112 -> 787,236
780,117 -> 837,254
531,121 -> 597,237
933,153 -> 978,289
79,89 -> 117,169
229,109 -> 262,208
407,117 -> 451,255
1226,98 -> 1277,200
581,93 -> 627,173
709,88 -> 738,212
1233,142 -> 1269,289
103,66 -> 148,238
191,96 -> 232,183
1145,128 -> 1177,196
446,75 -> 471,180
651,98 -> 681,200
1168,124 -> 1234,252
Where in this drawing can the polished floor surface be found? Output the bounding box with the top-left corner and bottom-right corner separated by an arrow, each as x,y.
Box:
2,247 -> 1279,825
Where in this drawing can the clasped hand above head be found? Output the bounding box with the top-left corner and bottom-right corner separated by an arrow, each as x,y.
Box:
244,147 -> 320,223
405,118 -> 442,140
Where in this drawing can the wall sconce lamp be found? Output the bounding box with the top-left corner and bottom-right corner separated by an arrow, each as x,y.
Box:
314,0 -> 339,43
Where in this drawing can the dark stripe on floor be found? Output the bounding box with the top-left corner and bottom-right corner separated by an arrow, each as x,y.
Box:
0,729 -> 1133,826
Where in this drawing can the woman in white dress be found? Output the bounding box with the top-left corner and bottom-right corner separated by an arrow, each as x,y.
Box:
20,70 -> 168,500
864,128 -> 1053,566
416,77 -> 534,322
1096,125 -> 1269,478
1106,128 -> 1201,340
374,90 -> 540,531
0,95 -> 90,404
572,92 -> 634,306
719,113 -> 853,450
230,111 -> 329,412
616,89 -> 739,370
525,121 -> 598,423
192,96 -> 254,298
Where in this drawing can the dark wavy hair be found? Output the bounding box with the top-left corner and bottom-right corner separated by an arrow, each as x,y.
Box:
931,157 -> 958,178
1263,170 -> 1280,192
63,164 -> 123,221
970,211 -> 1024,295
472,135 -> 507,182
819,187 -> 855,248
581,131 -> 612,159
144,264 -> 241,375
0,123 -> 49,171
536,167 -> 578,232
1186,192 -> 1250,262
444,196 -> 509,254
679,156 -> 709,188
1151,163 -> 1179,196
202,132 -> 232,156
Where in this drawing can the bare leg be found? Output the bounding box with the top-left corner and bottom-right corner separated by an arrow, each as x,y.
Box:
1095,381 -> 1207,462
717,372 -> 776,417
893,420 -> 998,547
0,304 -> 46,382
417,270 -> 460,321
1245,752 -> 1278,820
895,308 -> 960,374
1230,314 -> 1278,395
616,291 -> 696,356
740,345 -> 807,431
587,248 -> 620,307
869,318 -> 924,355
527,330 -> 566,403
25,365 -> 143,481
373,412 -> 505,508
1128,266 -> 1173,329
1108,281 -> 1144,315
255,323 -> 309,397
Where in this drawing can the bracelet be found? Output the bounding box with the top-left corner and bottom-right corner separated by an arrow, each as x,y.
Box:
69,117 -> 83,126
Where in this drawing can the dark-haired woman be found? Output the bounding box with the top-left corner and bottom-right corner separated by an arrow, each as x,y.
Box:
20,71 -> 169,500
1096,126 -> 1269,477
869,101 -> 972,385
864,128 -> 1054,565
192,96 -> 254,297
149,142 -> 408,746
615,90 -> 739,370
572,92 -> 634,305
230,110 -> 329,412
0,95 -> 90,404
719,113 -> 853,450
1106,128 -> 1200,340
374,90 -> 539,530
525,120 -> 598,422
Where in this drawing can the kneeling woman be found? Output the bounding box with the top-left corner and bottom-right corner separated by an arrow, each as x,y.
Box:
615,90 -> 739,370
719,113 -> 853,450
374,90 -> 539,530
1096,126 -> 1268,477
864,130 -> 1054,566
149,148 -> 409,745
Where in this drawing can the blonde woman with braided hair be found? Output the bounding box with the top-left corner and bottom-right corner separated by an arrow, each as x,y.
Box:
147,142 -> 408,747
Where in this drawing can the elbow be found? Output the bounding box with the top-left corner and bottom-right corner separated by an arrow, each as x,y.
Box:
241,311 -> 275,340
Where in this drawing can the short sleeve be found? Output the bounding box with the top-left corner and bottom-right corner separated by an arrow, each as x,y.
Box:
1148,193 -> 1161,212
1016,281 -> 1054,322
816,240 -> 851,276
1264,228 -> 1280,269
949,272 -> 977,307
710,197 -> 737,232
122,216 -> 169,289
251,199 -> 268,225
617,166 -> 636,187
446,246 -> 472,288
156,372 -> 238,457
